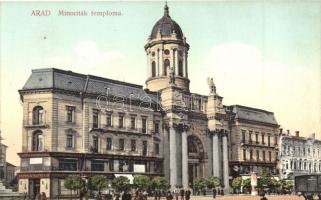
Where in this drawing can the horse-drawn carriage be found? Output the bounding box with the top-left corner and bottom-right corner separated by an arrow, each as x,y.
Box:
295,174 -> 321,200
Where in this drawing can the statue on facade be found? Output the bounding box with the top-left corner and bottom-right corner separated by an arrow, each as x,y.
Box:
207,77 -> 216,94
169,66 -> 175,85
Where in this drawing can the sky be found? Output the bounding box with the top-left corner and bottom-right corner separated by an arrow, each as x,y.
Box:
0,1 -> 320,166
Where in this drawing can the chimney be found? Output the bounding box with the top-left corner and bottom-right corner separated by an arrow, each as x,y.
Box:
279,128 -> 283,135
287,130 -> 290,135
295,131 -> 300,137
311,133 -> 315,139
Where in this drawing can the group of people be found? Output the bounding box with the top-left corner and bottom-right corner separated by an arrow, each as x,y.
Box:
163,188 -> 191,200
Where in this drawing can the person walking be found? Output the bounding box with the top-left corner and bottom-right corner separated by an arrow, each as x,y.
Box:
166,191 -> 173,200
185,190 -> 191,200
179,188 -> 185,200
260,193 -> 268,200
174,188 -> 179,200
212,188 -> 217,199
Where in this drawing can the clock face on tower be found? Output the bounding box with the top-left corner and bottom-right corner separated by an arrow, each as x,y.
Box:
164,49 -> 170,55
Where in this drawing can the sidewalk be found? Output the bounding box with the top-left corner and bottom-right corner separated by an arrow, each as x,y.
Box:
158,195 -> 305,200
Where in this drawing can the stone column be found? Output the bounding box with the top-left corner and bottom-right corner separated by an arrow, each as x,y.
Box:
185,51 -> 188,78
222,133 -> 229,191
157,49 -> 160,76
212,132 -> 220,177
181,130 -> 188,189
170,127 -> 177,189
175,49 -> 179,75
159,48 -> 164,76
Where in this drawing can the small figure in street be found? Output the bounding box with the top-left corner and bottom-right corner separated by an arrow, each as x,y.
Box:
220,189 -> 224,196
154,190 -> 158,200
212,188 -> 217,199
40,192 -> 47,200
180,188 -> 185,200
260,193 -> 268,200
158,190 -> 162,200
174,188 -> 179,200
185,190 -> 191,200
166,191 -> 173,200
143,190 -> 148,200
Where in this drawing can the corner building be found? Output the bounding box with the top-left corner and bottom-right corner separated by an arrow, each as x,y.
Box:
18,4 -> 278,198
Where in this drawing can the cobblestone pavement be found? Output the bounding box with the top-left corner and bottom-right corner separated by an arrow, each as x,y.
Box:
186,195 -> 305,200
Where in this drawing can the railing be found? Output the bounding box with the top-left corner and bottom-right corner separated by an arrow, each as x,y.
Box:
20,165 -> 53,171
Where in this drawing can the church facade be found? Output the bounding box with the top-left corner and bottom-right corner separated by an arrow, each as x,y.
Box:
18,3 -> 279,198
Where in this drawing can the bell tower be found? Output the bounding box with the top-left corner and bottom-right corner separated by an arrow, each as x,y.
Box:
145,2 -> 190,92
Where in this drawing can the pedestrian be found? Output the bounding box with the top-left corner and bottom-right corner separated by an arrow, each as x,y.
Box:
143,190 -> 148,200
180,188 -> 185,200
174,188 -> 179,200
166,191 -> 173,200
154,190 -> 158,200
40,192 -> 47,200
260,193 -> 268,200
158,190 -> 162,200
115,193 -> 120,200
185,190 -> 191,200
212,188 -> 217,199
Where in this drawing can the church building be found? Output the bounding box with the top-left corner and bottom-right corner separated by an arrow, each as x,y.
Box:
17,3 -> 279,198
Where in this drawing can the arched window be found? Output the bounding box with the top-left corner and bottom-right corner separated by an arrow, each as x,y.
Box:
178,60 -> 183,76
151,61 -> 156,77
32,130 -> 43,151
164,59 -> 170,76
33,106 -> 44,125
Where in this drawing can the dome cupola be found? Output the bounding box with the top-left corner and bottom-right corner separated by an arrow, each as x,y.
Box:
145,2 -> 190,92
150,2 -> 184,40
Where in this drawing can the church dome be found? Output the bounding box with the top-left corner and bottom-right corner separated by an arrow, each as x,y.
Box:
150,3 -> 184,40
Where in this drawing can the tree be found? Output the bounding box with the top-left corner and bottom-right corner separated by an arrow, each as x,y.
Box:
192,178 -> 207,193
231,177 -> 243,190
112,176 -> 131,192
89,175 -> 110,199
257,168 -> 272,190
64,175 -> 85,199
151,176 -> 170,191
133,175 -> 150,190
206,177 -> 221,189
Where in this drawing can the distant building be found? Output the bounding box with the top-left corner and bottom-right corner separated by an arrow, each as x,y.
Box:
6,162 -> 16,184
279,130 -> 321,179
227,105 -> 280,177
0,144 -> 7,181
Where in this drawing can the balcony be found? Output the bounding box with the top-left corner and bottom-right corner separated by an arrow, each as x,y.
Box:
20,165 -> 53,172
24,123 -> 49,129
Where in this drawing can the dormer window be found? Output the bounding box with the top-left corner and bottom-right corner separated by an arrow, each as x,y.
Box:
32,106 -> 44,125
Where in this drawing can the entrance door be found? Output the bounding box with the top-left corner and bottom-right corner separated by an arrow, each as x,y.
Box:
29,179 -> 40,198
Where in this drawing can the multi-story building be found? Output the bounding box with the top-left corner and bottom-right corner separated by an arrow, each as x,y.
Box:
17,3 -> 281,198
279,130 -> 321,179
227,105 -> 280,177
17,4 -> 230,198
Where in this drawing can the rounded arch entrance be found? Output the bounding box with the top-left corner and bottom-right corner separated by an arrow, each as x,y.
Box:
187,135 -> 205,185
